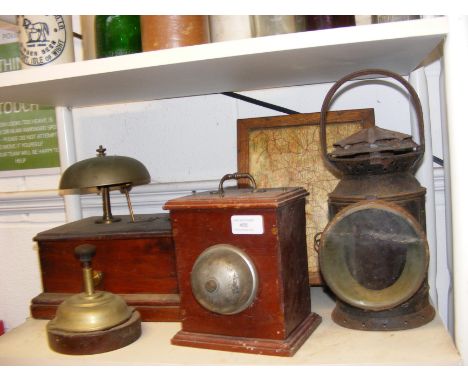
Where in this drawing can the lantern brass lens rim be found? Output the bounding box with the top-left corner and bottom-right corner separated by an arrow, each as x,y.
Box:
319,200 -> 429,311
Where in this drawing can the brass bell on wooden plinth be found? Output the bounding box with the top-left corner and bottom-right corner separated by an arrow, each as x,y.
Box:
317,69 -> 435,331
47,244 -> 142,355
59,145 -> 151,224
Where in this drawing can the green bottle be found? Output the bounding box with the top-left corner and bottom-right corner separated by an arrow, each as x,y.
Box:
95,15 -> 142,58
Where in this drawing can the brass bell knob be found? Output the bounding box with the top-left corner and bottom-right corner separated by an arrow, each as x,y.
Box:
75,243 -> 95,263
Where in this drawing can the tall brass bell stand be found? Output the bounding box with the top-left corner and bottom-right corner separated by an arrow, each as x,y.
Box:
46,244 -> 141,355
318,69 -> 435,331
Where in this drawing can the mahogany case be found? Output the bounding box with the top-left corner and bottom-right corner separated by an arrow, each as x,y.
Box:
31,213 -> 180,321
164,186 -> 321,356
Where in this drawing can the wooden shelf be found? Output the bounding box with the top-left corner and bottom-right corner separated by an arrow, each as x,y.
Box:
0,287 -> 460,365
0,17 -> 447,108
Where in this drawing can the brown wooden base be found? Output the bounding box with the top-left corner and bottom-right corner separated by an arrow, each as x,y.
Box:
171,312 -> 322,357
47,311 -> 142,355
31,292 -> 181,322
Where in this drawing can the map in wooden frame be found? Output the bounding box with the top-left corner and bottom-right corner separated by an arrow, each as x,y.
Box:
237,109 -> 375,285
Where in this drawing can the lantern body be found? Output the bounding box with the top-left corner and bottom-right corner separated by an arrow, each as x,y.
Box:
318,69 -> 435,331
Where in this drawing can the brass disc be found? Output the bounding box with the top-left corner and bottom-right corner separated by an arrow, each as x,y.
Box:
191,244 -> 258,315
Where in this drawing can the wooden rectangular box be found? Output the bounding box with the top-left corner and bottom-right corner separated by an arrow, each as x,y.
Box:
164,184 -> 321,356
31,213 -> 180,321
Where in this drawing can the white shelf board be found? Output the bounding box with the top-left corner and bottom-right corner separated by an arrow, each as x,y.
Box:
0,17 -> 447,108
0,288 -> 461,365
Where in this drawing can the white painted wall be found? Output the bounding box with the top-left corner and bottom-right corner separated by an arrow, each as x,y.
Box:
442,15 -> 468,364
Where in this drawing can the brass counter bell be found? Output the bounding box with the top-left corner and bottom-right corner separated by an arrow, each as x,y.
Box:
317,69 -> 435,331
47,244 -> 142,354
59,145 -> 151,223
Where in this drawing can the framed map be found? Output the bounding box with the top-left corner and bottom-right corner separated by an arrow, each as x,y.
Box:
237,109 -> 375,285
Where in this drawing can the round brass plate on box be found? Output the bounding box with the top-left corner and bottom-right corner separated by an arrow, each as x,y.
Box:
319,200 -> 429,311
191,244 -> 258,315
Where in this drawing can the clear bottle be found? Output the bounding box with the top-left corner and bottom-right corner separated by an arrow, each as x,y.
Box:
95,15 -> 141,58
371,15 -> 420,24
252,16 -> 298,37
80,15 -> 96,60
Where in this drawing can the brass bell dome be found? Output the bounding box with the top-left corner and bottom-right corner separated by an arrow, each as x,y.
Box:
59,146 -> 151,224
48,290 -> 133,333
59,145 -> 150,190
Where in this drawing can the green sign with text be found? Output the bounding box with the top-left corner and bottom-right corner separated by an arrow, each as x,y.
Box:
0,103 -> 60,171
0,42 -> 20,72
0,36 -> 60,173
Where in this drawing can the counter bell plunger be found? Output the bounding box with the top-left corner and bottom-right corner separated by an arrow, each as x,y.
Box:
46,244 -> 141,354
317,69 -> 435,331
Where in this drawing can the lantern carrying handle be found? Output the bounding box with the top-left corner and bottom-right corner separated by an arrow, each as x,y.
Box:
319,68 -> 425,175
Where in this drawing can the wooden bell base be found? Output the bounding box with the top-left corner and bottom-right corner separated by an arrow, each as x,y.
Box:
47,311 -> 142,355
171,312 -> 322,357
32,292 -> 181,322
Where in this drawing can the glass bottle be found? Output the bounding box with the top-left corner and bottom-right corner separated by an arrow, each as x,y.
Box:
95,15 -> 142,58
252,16 -> 297,37
209,16 -> 253,42
80,15 -> 96,60
371,15 -> 420,24
306,16 -> 356,30
140,16 -> 209,51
